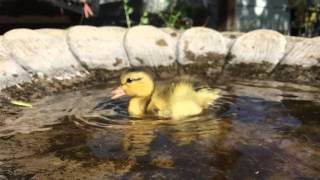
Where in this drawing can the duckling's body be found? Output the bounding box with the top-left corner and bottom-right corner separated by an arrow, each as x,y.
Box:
111,69 -> 220,119
147,76 -> 220,119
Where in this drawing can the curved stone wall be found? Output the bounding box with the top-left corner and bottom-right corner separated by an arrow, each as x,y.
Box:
0,25 -> 319,90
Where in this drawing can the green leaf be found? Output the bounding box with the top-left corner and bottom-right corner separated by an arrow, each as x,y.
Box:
10,100 -> 33,108
128,7 -> 134,14
140,17 -> 149,24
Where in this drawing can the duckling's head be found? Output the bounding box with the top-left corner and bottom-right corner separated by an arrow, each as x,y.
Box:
111,69 -> 155,99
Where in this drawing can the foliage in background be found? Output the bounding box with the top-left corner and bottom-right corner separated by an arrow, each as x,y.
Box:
123,0 -> 320,36
289,0 -> 320,37
303,0 -> 320,37
124,0 -> 192,29
123,0 -> 134,28
145,0 -> 192,29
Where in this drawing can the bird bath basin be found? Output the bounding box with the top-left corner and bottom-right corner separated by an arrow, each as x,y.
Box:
0,25 -> 320,179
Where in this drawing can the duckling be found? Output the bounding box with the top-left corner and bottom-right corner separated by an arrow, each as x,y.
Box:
111,68 -> 220,119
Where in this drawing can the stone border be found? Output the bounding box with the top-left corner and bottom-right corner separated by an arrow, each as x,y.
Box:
0,25 -> 319,91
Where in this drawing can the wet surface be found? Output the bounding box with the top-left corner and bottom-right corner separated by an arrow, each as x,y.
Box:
0,80 -> 320,179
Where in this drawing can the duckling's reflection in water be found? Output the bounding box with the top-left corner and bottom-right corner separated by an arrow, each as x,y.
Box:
125,117 -> 230,157
75,106 -> 231,158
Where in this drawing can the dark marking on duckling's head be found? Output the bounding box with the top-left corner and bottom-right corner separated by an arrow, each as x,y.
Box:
122,67 -> 155,80
119,67 -> 155,97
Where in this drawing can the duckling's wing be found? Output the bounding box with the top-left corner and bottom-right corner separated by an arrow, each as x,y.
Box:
173,75 -> 221,107
146,78 -> 196,116
154,75 -> 211,97
171,75 -> 209,91
145,82 -> 172,116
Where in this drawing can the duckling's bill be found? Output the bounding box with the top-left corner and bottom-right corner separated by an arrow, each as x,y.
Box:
111,86 -> 126,99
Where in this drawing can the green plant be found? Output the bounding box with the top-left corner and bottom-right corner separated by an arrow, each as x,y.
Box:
140,11 -> 150,25
141,1 -> 191,29
123,0 -> 134,28
289,0 -> 320,36
123,0 -> 192,29
159,10 -> 182,28
304,5 -> 319,36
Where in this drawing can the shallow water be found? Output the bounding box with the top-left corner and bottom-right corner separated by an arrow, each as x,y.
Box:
0,80 -> 319,179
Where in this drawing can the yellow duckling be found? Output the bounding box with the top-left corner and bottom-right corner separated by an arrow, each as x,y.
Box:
111,68 -> 220,119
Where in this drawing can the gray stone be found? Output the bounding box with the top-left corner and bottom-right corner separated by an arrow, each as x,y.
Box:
3,28 -> 86,80
125,25 -> 176,67
161,27 -> 182,40
225,29 -> 286,78
222,31 -> 244,51
178,27 -> 227,65
177,27 -> 227,78
67,26 -> 130,70
0,37 -> 31,90
36,28 -> 67,40
281,37 -> 320,67
0,26 -> 319,86
273,38 -> 320,84
229,29 -> 286,66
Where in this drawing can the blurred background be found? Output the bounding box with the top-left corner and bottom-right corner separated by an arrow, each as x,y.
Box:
0,0 -> 320,37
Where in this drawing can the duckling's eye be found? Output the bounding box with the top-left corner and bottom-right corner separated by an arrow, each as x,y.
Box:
126,78 -> 133,83
125,77 -> 142,84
